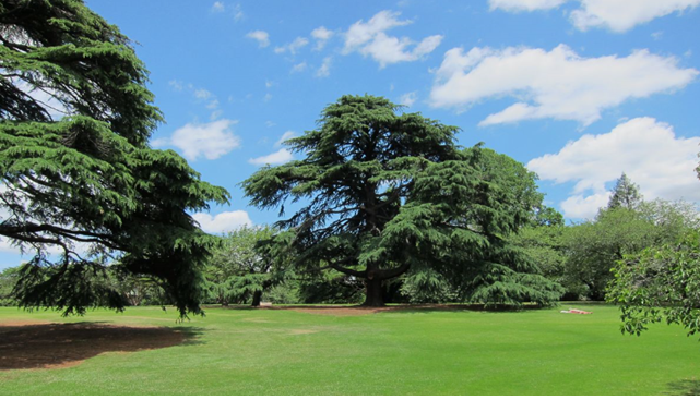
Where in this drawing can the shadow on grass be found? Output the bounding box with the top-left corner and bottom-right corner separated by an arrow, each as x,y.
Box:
0,322 -> 204,370
665,379 -> 700,396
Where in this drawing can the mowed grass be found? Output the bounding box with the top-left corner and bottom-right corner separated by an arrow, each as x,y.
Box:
0,304 -> 699,395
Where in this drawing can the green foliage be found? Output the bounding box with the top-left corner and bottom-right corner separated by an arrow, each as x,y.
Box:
244,95 -> 561,306
203,226 -> 287,305
0,0 -> 229,316
564,200 -> 697,301
265,280 -> 300,304
298,273 -> 365,304
563,208 -> 659,300
509,212 -> 571,298
400,268 -> 457,303
0,266 -> 19,305
530,205 -> 564,228
608,230 -> 700,338
608,172 -> 642,210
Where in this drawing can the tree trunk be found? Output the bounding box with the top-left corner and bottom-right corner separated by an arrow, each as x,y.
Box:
251,290 -> 262,307
363,278 -> 384,306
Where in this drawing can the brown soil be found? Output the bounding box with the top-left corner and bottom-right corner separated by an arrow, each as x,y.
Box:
0,322 -> 193,370
287,329 -> 319,335
243,303 -> 531,316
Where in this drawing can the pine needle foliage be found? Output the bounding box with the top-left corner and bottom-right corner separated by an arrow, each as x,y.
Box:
0,0 -> 229,316
243,95 -> 561,306
608,172 -> 642,210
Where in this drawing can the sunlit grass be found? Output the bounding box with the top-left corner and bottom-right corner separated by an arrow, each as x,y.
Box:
0,304 -> 698,395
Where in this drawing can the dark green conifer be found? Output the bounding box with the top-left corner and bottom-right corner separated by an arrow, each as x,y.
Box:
0,0 -> 229,316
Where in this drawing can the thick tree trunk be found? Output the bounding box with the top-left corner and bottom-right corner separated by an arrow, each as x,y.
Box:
251,290 -> 262,307
363,278 -> 384,306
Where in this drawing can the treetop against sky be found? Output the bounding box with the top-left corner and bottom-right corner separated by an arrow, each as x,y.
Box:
1,0 -> 699,268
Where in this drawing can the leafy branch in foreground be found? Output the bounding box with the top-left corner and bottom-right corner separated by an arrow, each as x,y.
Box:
608,230 -> 700,338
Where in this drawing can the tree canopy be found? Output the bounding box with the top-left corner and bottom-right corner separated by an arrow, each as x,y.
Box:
243,95 -> 561,306
204,226 -> 286,306
0,0 -> 229,316
608,172 -> 642,210
563,174 -> 696,301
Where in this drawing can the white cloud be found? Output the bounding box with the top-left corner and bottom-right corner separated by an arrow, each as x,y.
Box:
291,62 -> 308,73
0,238 -> 19,254
489,0 -> 700,32
559,193 -> 611,219
317,57 -> 332,77
265,120 -> 276,128
311,26 -> 334,50
249,148 -> 294,165
14,79 -> 68,121
194,88 -> 212,99
265,80 -> 274,88
570,0 -> 700,32
527,118 -> 700,218
399,92 -> 417,107
344,11 -> 410,51
429,45 -> 698,125
488,0 -> 567,11
0,237 -> 67,256
263,93 -> 273,102
233,3 -> 244,22
343,10 -> 442,68
274,37 -> 309,54
154,119 -> 241,161
275,131 -> 297,147
210,109 -> 223,121
246,31 -> 270,48
0,185 -> 90,257
168,80 -> 183,91
212,1 -> 225,12
193,211 -> 252,233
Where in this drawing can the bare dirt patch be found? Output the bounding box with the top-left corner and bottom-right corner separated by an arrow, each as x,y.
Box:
254,304 -> 538,316
216,303 -> 543,316
0,319 -> 52,327
0,323 -> 197,371
287,329 -> 319,335
258,304 -> 520,316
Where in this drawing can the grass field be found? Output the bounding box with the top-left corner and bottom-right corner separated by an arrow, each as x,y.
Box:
0,304 -> 699,395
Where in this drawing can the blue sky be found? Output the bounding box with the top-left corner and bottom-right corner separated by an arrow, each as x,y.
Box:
2,0 -> 700,268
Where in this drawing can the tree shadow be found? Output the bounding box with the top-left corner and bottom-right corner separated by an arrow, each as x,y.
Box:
0,322 -> 204,370
664,379 -> 700,396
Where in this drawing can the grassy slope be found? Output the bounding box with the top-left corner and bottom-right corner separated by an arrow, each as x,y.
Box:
0,305 -> 698,395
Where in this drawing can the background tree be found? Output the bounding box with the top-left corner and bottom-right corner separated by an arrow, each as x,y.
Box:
608,172 -> 642,210
204,226 -> 287,306
0,0 -> 229,316
297,270 -> 365,304
562,208 -> 656,300
0,266 -> 19,305
510,206 -> 570,298
564,198 -> 698,300
243,95 -> 561,306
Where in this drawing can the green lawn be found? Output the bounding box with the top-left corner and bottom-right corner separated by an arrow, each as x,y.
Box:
0,304 -> 698,395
